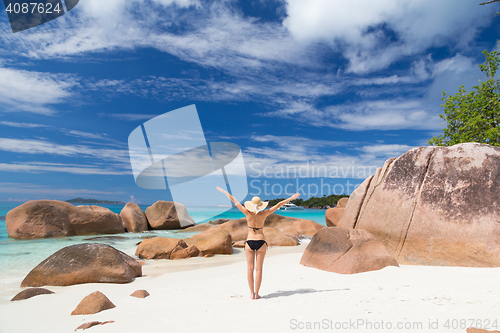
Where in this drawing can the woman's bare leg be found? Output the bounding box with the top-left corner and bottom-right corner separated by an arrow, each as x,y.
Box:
245,244 -> 256,298
254,245 -> 267,299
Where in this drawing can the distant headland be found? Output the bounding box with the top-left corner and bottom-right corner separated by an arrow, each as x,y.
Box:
66,198 -> 126,205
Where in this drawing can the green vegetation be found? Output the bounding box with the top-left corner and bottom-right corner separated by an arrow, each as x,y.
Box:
480,0 -> 500,16
66,198 -> 126,204
268,194 -> 349,208
429,46 -> 500,147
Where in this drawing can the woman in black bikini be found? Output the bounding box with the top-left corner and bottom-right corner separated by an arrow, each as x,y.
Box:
216,187 -> 300,299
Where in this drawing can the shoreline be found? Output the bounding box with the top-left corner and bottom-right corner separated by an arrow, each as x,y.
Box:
0,207 -> 328,289
1,241 -> 500,333
0,240 -> 311,303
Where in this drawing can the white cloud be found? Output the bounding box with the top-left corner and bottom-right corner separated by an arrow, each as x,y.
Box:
241,135 -> 411,179
63,130 -> 108,140
0,162 -> 130,175
0,121 -> 125,147
283,0 -> 495,73
326,100 -> 441,131
2,0 -> 489,79
0,182 -> 126,196
243,147 -> 386,179
0,1 -> 307,76
0,67 -> 76,115
0,121 -> 51,128
0,0 -> 493,134
0,137 -> 135,175
250,134 -> 349,152
357,144 -> 416,157
0,138 -> 130,163
426,54 -> 481,106
262,97 -> 442,131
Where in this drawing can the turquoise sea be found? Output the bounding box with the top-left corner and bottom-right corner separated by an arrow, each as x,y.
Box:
0,202 -> 326,286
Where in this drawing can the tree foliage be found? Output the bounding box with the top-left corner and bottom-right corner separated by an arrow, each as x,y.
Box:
269,194 -> 349,208
428,47 -> 500,147
480,0 -> 500,15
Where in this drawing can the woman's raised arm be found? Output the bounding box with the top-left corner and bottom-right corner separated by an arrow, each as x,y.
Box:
266,192 -> 301,214
216,186 -> 248,215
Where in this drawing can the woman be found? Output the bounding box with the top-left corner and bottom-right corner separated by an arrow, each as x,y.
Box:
216,187 -> 300,299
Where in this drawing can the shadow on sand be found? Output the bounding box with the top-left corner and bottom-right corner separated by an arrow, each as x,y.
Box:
262,288 -> 349,299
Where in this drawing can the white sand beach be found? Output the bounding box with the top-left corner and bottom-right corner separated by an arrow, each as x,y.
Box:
1,242 -> 499,333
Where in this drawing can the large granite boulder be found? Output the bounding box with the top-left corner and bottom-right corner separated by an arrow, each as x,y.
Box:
71,291 -> 115,315
135,237 -> 187,259
209,218 -> 230,225
21,243 -> 142,287
6,200 -> 123,239
325,197 -> 349,227
300,227 -> 399,274
195,218 -> 249,242
277,225 -> 301,239
145,201 -> 196,230
338,143 -> 500,267
120,203 -> 149,233
264,214 -> 324,237
170,244 -> 200,260
325,207 -> 344,227
184,230 -> 233,255
262,227 -> 299,246
337,198 -> 349,208
72,205 -> 123,234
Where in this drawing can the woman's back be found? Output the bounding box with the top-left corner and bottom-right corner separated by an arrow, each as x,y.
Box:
246,212 -> 266,241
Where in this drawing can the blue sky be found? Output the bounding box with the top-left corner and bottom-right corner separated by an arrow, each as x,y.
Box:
0,0 -> 499,205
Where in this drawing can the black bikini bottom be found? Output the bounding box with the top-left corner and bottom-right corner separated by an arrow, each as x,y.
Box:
246,240 -> 267,251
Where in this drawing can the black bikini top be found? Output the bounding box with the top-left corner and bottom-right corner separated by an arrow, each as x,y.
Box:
248,226 -> 263,232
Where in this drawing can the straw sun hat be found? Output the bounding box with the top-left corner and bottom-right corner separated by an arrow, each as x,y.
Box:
244,196 -> 269,214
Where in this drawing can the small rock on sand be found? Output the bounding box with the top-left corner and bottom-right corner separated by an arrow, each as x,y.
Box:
75,321 -> 114,331
71,291 -> 115,316
11,288 -> 54,301
130,290 -> 150,298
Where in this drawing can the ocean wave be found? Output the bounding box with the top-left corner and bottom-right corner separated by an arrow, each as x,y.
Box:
1,252 -> 31,256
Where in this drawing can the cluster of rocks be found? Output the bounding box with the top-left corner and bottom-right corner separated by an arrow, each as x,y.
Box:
9,243 -> 149,331
12,143 -> 498,283
338,142 -> 500,267
14,214 -> 323,290
308,143 -> 500,275
11,286 -> 149,331
6,213 -> 324,329
5,200 -> 196,239
137,214 -> 324,259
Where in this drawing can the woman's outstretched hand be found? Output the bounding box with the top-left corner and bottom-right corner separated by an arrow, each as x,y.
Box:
216,186 -> 228,194
291,192 -> 300,200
